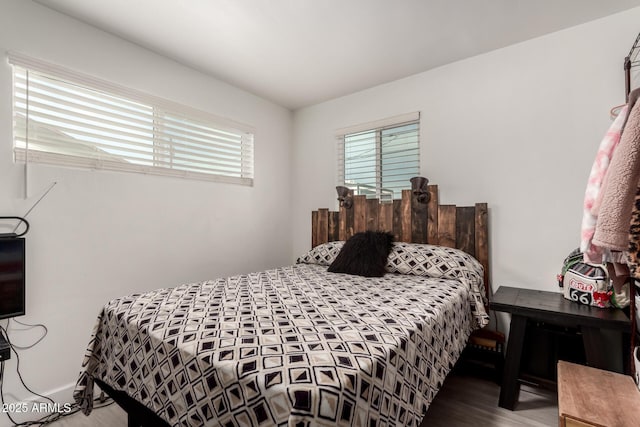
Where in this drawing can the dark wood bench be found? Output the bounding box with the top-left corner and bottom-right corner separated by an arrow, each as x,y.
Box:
491,286 -> 630,410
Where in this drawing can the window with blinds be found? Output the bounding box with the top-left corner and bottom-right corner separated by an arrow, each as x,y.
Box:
337,113 -> 420,201
9,53 -> 254,185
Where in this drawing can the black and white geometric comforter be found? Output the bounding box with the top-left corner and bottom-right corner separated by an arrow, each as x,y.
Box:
74,246 -> 487,427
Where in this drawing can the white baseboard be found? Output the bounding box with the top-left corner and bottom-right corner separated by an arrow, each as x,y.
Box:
0,381 -> 78,425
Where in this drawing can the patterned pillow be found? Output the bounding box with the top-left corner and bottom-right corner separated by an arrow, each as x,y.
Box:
296,241 -> 345,266
386,243 -> 488,324
386,242 -> 484,282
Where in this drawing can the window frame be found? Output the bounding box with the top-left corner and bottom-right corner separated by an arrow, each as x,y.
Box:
8,52 -> 254,185
336,112 -> 420,201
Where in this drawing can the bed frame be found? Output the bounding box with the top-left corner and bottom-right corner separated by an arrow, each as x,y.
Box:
95,379 -> 169,427
311,185 -> 490,301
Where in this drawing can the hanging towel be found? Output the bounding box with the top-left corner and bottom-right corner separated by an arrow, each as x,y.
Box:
580,105 -> 628,261
593,98 -> 640,252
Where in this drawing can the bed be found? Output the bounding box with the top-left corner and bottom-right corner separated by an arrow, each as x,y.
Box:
73,185 -> 491,427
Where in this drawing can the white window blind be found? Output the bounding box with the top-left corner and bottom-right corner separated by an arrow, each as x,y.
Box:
337,113 -> 420,201
9,52 -> 254,185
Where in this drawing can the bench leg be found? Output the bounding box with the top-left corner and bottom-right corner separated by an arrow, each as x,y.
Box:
582,327 -> 623,373
499,314 -> 527,410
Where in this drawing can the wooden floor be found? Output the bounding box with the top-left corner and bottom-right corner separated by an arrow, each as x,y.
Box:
419,374 -> 557,426
50,374 -> 558,427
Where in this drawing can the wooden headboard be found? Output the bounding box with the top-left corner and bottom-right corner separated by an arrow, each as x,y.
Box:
311,184 -> 490,300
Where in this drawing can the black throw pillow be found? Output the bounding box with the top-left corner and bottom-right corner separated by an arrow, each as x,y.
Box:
328,231 -> 394,277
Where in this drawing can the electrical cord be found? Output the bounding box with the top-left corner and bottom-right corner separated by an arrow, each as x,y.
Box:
0,325 -> 54,406
6,319 -> 48,350
0,324 -> 113,426
0,371 -> 114,427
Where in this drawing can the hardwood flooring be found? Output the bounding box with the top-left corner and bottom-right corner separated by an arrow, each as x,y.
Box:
419,374 -> 557,426
48,374 -> 558,427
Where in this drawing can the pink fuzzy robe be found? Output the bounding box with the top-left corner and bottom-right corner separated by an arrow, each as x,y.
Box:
580,105 -> 628,261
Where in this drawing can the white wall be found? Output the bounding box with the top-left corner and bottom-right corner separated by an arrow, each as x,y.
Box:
0,0 -> 292,413
292,9 -> 640,295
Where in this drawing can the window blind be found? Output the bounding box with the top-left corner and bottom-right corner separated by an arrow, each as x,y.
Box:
337,114 -> 419,201
9,52 -> 254,185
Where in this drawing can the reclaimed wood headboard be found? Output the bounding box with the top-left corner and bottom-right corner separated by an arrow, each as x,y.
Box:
311,184 -> 490,300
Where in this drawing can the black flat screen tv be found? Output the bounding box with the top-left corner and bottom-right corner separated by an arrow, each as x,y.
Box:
0,238 -> 25,320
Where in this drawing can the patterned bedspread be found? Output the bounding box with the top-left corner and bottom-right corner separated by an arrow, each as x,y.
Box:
74,261 -> 486,426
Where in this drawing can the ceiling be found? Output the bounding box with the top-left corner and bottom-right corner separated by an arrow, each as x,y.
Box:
35,0 -> 640,110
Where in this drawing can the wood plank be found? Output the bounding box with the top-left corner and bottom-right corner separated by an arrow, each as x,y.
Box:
366,198 -> 379,231
475,203 -> 489,296
328,211 -> 340,242
427,184 -> 439,244
353,195 -> 367,234
558,361 -> 640,427
438,205 -> 456,248
456,206 -> 475,257
338,187 -> 354,241
345,199 -> 355,239
339,205 -> 347,241
411,189 -> 428,243
378,202 -> 393,234
401,189 -> 412,242
316,208 -> 329,245
311,210 -> 318,248
392,199 -> 402,242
